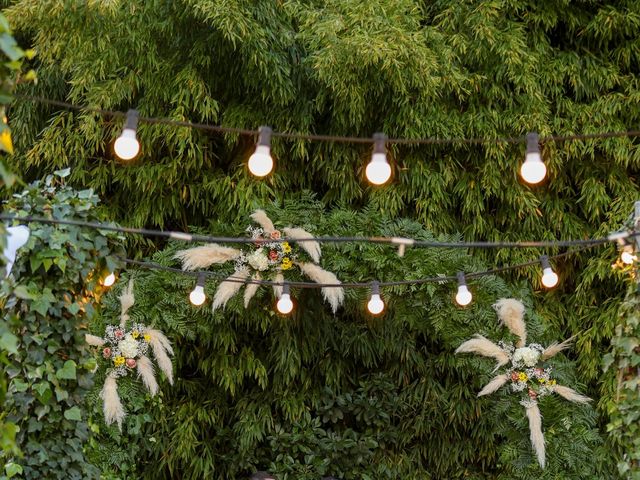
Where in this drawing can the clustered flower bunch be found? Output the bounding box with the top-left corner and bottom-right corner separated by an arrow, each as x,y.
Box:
86,281 -> 174,430
236,225 -> 296,274
175,209 -> 344,313
100,323 -> 151,376
456,299 -> 590,469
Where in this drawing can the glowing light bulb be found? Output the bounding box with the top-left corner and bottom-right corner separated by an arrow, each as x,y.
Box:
520,132 -> 546,185
455,272 -> 472,306
621,245 -> 637,264
540,256 -> 559,288
189,273 -> 207,306
114,110 -> 140,160
277,283 -> 294,314
102,272 -> 116,287
367,282 -> 385,315
248,126 -> 274,177
366,133 -> 392,185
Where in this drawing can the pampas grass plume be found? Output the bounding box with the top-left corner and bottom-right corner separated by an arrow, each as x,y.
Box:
137,355 -> 158,396
273,272 -> 284,298
478,374 -> 509,397
455,334 -> 510,369
119,279 -> 135,327
101,376 -> 125,430
493,298 -> 527,347
250,209 -> 275,233
244,272 -> 261,308
85,334 -> 105,346
174,244 -> 241,271
212,268 -> 249,312
553,384 -> 591,404
525,402 -> 545,468
283,227 -> 321,263
542,336 -> 575,360
298,262 -> 344,313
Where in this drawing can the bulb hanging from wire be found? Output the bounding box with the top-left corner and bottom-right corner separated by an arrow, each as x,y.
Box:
189,273 -> 207,306
276,283 -> 294,314
366,281 -> 385,315
102,272 -> 116,287
114,109 -> 140,160
365,133 -> 391,185
455,272 -> 473,306
540,255 -> 559,288
520,132 -> 546,185
248,126 -> 274,177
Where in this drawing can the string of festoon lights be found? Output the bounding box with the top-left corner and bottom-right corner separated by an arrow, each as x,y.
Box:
14,94 -> 640,186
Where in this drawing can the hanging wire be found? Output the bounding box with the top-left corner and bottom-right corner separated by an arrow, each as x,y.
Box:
13,94 -> 640,146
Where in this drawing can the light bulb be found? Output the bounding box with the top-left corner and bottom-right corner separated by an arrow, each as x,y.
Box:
455,272 -> 472,306
248,145 -> 273,177
189,273 -> 207,306
102,272 -> 116,287
277,283 -> 294,314
367,282 -> 384,314
277,294 -> 293,314
4,225 -> 30,278
248,126 -> 273,177
366,133 -> 391,185
114,129 -> 140,160
621,245 -> 637,264
520,132 -> 546,184
540,256 -> 558,288
189,286 -> 206,306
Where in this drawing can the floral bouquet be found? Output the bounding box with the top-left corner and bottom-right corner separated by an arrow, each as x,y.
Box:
86,280 -> 174,430
174,209 -> 344,312
455,299 -> 590,468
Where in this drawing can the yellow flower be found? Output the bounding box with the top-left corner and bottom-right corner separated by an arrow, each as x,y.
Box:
143,333 -> 151,342
131,330 -> 140,339
538,377 -> 546,383
281,257 -> 292,270
282,242 -> 291,254
518,372 -> 528,382
113,355 -> 125,367
550,379 -> 557,386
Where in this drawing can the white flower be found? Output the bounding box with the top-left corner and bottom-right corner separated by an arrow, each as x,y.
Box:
118,335 -> 139,358
247,248 -> 269,271
512,347 -> 540,367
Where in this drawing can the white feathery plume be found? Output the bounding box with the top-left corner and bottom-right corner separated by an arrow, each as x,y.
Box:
101,375 -> 125,430
493,298 -> 527,347
250,209 -> 275,234
283,227 -> 321,263
244,272 -> 261,308
148,330 -> 174,385
146,328 -> 174,356
525,402 -> 545,469
273,272 -> 284,298
85,334 -> 105,346
174,244 -> 241,271
541,336 -> 575,360
212,268 -> 249,312
119,279 -> 135,328
552,384 -> 591,404
136,355 -> 158,396
477,373 -> 509,397
297,262 -> 344,313
455,335 -> 511,370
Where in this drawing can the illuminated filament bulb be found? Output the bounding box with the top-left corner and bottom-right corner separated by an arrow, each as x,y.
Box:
520,132 -> 546,185
621,244 -> 637,265
102,272 -> 116,287
114,109 -> 140,160
277,283 -> 294,314
365,132 -> 392,185
540,255 -> 559,288
248,126 -> 274,177
367,281 -> 385,315
455,272 -> 472,306
189,273 -> 207,306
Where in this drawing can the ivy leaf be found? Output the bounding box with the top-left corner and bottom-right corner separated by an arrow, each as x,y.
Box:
64,406 -> 82,421
53,167 -> 71,178
4,462 -> 23,478
55,360 -> 77,380
0,331 -> 18,355
13,284 -> 37,300
12,378 -> 28,392
31,288 -> 56,316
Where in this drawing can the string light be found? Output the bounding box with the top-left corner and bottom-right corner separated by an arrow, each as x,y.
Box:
114,109 -> 140,160
455,272 -> 472,306
540,255 -> 559,288
276,283 -> 294,314
189,273 -> 206,306
620,243 -> 637,264
366,281 -> 385,315
248,126 -> 274,177
520,132 -> 546,185
102,272 -> 116,287
365,133 -> 391,185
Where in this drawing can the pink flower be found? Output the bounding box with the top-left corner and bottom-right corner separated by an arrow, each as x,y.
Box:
114,329 -> 124,339
510,372 -> 519,382
125,358 -> 137,368
534,368 -> 543,376
270,230 -> 281,240
102,347 -> 111,358
269,250 -> 279,260
528,389 -> 537,400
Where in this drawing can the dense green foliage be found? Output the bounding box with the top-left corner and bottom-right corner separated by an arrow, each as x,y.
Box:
89,203 -> 605,479
3,0 -> 640,477
1,172 -> 122,479
604,277 -> 640,479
